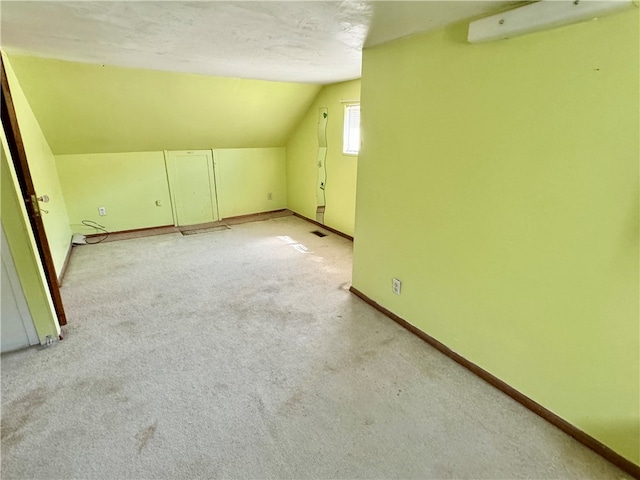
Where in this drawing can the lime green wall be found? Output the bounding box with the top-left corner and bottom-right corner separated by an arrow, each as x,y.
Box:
3,54 -> 72,275
55,152 -> 174,234
215,148 -> 287,219
353,11 -> 639,464
8,55 -> 321,155
286,80 -> 360,236
1,132 -> 60,343
55,148 -> 289,232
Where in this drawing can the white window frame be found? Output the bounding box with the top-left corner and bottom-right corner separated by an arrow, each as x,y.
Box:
343,103 -> 360,156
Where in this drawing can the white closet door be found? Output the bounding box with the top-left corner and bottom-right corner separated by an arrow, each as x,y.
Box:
166,150 -> 219,226
1,226 -> 39,352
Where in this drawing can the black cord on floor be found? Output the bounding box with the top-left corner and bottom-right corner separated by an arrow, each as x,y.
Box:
82,220 -> 109,244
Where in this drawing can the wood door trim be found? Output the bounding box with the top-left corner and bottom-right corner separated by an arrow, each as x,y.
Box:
84,224 -> 176,238
222,208 -> 289,224
57,238 -> 73,287
349,286 -> 640,479
291,212 -> 354,241
1,55 -> 67,325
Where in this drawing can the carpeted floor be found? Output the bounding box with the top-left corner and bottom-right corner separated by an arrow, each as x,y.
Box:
1,216 -> 630,479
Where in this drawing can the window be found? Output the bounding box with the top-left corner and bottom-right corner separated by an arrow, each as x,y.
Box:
343,104 -> 360,155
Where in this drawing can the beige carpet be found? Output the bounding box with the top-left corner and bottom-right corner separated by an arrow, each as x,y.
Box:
1,216 -> 629,479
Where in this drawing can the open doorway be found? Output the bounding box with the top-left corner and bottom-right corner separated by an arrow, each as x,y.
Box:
1,56 -> 66,328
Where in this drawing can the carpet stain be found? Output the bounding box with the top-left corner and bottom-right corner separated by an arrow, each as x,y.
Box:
323,363 -> 339,374
284,389 -> 305,409
253,393 -> 280,440
136,422 -> 157,454
349,349 -> 377,368
72,376 -> 125,399
362,350 -> 377,359
379,336 -> 395,347
261,284 -> 280,295
252,393 -> 267,418
116,320 -> 136,330
1,386 -> 47,448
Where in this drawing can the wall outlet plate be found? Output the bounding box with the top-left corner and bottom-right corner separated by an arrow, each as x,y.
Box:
392,278 -> 402,295
98,206 -> 107,216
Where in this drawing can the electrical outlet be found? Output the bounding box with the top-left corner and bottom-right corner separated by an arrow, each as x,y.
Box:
392,278 -> 402,295
267,192 -> 272,200
98,206 -> 107,216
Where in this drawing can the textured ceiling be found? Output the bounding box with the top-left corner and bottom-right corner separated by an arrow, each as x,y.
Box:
1,1 -> 515,84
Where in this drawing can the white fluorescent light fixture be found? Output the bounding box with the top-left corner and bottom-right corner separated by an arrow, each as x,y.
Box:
468,0 -> 637,44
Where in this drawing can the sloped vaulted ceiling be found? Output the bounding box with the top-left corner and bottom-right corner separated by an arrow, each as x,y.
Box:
8,55 -> 322,155
3,1 -> 518,155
